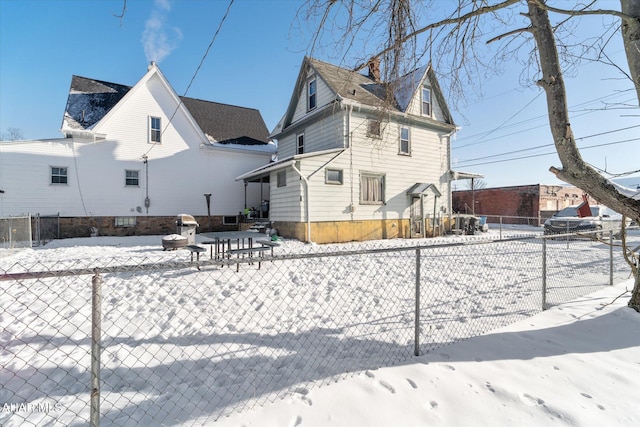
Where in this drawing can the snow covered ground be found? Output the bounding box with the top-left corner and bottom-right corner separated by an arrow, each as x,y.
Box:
212,281 -> 640,427
1,226 -> 639,426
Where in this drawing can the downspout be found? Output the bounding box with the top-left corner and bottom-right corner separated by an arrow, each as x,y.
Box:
291,162 -> 311,243
346,103 -> 354,220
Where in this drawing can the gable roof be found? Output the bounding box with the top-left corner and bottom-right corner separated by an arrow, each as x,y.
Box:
63,76 -> 131,131
62,72 -> 270,145
277,57 -> 454,134
179,97 -> 268,145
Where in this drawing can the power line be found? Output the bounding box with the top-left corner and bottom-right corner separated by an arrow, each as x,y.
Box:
456,124 -> 640,165
143,0 -> 235,158
453,88 -> 636,148
456,137 -> 640,168
454,92 -> 544,149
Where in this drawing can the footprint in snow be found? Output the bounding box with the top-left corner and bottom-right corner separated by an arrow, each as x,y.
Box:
429,400 -> 438,409
406,378 -> 418,389
365,370 -> 375,378
291,415 -> 302,427
580,392 -> 592,399
379,380 -> 396,394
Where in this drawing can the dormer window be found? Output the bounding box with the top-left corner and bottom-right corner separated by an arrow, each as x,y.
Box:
308,79 -> 317,111
150,116 -> 161,143
421,87 -> 431,116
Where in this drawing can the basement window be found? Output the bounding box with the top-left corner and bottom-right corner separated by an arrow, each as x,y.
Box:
223,216 -> 238,225
115,217 -> 136,228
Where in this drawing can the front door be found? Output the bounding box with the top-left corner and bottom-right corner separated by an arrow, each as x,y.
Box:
410,196 -> 423,238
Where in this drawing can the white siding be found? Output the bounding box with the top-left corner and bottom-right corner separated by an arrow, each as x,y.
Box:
269,168 -> 303,222
298,111 -> 450,223
404,77 -> 448,123
290,73 -> 335,125
0,72 -> 273,218
278,112 -> 345,158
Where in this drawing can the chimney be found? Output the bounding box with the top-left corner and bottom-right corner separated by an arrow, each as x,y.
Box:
148,61 -> 157,71
368,57 -> 381,82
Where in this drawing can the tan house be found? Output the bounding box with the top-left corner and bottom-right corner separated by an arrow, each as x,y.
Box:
238,57 -> 464,243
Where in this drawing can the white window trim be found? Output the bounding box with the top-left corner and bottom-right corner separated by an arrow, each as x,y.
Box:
367,119 -> 382,139
308,78 -> 317,112
422,87 -> 432,117
297,133 -> 305,155
399,126 -> 411,155
125,170 -> 140,187
360,172 -> 385,205
325,168 -> 344,185
149,116 -> 162,143
50,166 -> 68,185
277,170 -> 287,188
115,217 -> 136,228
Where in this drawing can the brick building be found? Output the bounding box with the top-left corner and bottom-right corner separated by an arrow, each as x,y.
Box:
452,184 -> 597,224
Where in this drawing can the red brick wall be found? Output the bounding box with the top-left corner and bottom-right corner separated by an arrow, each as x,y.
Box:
452,185 -> 541,224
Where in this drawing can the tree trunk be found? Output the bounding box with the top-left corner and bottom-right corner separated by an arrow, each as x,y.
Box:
629,270 -> 640,312
621,0 -> 640,104
528,1 -> 640,311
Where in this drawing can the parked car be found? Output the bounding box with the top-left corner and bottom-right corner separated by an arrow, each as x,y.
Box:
543,205 -> 624,237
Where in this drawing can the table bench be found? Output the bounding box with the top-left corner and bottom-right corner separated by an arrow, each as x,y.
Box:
255,239 -> 281,256
227,246 -> 270,271
185,245 -> 206,269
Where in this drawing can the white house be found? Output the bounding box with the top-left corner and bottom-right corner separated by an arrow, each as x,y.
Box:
0,62 -> 275,237
238,57 -> 469,243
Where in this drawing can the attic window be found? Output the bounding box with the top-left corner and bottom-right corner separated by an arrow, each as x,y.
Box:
308,79 -> 317,111
150,116 -> 161,143
421,87 -> 432,116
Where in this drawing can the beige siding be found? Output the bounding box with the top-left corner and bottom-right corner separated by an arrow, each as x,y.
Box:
291,73 -> 335,124
299,112 -> 450,224
269,168 -> 303,222
278,112 -> 345,158
404,79 -> 448,123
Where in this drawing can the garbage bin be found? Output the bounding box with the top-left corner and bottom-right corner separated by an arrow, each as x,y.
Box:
176,214 -> 199,245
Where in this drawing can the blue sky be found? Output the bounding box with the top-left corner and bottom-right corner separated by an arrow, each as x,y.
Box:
1,0 -> 638,188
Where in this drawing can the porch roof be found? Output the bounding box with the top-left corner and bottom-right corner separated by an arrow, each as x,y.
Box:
235,148 -> 346,183
449,170 -> 484,180
406,183 -> 442,197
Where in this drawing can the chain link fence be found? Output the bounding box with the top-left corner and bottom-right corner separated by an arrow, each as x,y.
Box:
1,228 -> 638,426
0,215 -> 32,250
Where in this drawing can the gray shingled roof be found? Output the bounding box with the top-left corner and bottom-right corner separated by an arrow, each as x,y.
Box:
63,76 -> 131,131
63,75 -> 269,145
304,57 -> 454,125
180,97 -> 269,144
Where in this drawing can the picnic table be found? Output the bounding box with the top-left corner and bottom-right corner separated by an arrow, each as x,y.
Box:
200,230 -> 262,260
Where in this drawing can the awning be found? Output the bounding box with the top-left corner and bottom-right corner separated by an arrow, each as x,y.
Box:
407,183 -> 442,197
235,148 -> 346,183
449,170 -> 484,181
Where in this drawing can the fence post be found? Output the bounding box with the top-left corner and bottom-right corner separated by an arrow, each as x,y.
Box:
414,248 -> 421,357
609,230 -> 613,286
91,268 -> 102,427
542,237 -> 547,310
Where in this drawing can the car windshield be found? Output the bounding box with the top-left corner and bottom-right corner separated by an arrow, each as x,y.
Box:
555,206 -> 600,217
